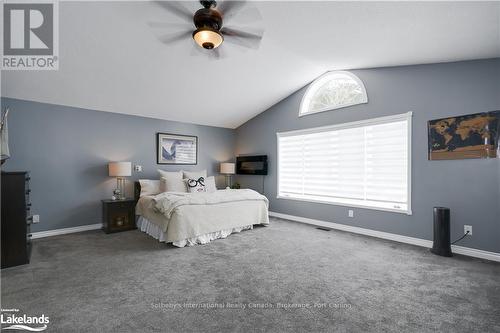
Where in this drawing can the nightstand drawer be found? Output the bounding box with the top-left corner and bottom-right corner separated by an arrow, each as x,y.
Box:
109,213 -> 132,230
112,202 -> 131,210
102,199 -> 136,234
107,203 -> 133,215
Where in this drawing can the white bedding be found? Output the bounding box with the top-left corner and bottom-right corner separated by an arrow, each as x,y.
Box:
136,189 -> 269,247
137,216 -> 253,247
153,189 -> 268,223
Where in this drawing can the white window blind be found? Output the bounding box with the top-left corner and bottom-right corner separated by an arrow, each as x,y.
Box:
277,112 -> 412,214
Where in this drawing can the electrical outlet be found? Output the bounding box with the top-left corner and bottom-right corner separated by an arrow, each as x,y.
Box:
134,165 -> 143,172
464,225 -> 472,236
32,215 -> 40,223
348,210 -> 354,218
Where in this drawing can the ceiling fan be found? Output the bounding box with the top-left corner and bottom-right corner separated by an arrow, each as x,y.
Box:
152,0 -> 263,54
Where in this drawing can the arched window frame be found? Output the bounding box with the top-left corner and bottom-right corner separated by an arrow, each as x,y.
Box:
299,71 -> 368,117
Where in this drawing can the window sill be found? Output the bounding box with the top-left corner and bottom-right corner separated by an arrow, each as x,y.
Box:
276,195 -> 412,215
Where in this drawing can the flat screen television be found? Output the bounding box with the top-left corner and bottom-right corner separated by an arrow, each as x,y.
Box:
236,155 -> 268,175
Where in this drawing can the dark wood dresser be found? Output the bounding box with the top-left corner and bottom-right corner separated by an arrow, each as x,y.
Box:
1,171 -> 32,268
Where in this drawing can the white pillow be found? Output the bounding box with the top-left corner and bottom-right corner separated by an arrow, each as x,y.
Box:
139,179 -> 161,197
158,170 -> 182,182
183,170 -> 207,180
205,176 -> 217,193
185,177 -> 207,193
160,177 -> 187,193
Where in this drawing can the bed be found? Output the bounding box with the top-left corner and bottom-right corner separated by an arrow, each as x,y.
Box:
134,181 -> 269,247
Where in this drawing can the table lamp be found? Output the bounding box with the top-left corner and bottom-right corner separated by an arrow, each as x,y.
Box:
108,162 -> 131,200
220,162 -> 235,189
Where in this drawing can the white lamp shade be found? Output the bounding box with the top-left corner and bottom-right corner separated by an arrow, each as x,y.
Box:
220,162 -> 235,174
108,162 -> 131,177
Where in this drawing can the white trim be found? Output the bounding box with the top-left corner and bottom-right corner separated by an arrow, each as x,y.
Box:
276,195 -> 410,215
276,112 -> 413,215
406,111 -> 413,215
450,245 -> 500,262
298,71 -> 368,117
31,223 -> 102,239
278,112 -> 412,137
269,212 -> 500,262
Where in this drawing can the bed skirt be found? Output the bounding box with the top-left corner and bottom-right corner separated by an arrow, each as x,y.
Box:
136,216 -> 253,248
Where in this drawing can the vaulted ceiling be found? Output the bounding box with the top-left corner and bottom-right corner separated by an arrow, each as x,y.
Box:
2,1 -> 499,128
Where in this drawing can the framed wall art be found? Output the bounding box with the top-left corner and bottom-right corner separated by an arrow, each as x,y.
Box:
156,133 -> 198,165
428,111 -> 499,160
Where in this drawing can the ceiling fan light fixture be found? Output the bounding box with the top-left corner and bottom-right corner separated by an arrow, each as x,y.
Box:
193,28 -> 223,49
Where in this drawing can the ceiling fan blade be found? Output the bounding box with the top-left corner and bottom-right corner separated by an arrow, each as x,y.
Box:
158,30 -> 192,44
154,1 -> 193,23
148,21 -> 192,29
227,7 -> 262,25
223,35 -> 258,49
221,27 -> 262,40
217,1 -> 246,21
220,27 -> 263,49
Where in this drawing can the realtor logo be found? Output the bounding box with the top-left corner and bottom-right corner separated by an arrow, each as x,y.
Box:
2,1 -> 59,70
1,308 -> 49,331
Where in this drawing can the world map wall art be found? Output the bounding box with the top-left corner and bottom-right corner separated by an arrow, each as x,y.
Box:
428,111 -> 500,160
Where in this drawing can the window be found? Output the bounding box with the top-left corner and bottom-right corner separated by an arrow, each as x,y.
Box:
277,112 -> 412,214
299,71 -> 368,117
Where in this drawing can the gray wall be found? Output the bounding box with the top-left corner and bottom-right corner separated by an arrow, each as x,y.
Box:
1,98 -> 235,232
235,59 -> 500,253
2,59 -> 499,253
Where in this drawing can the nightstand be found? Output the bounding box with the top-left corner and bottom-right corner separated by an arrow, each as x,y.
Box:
102,199 -> 136,233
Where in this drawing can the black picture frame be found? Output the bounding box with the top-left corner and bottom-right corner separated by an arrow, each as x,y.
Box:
156,132 -> 198,165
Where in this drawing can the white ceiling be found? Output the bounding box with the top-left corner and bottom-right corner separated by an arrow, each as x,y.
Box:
2,1 -> 499,128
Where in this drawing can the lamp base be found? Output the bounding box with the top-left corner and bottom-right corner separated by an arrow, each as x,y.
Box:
225,175 -> 232,188
115,177 -> 126,200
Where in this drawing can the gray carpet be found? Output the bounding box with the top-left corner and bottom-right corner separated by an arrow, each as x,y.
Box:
2,218 -> 499,332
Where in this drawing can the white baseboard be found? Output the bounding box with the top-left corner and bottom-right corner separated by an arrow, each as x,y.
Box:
31,223 -> 102,239
269,211 -> 500,263
450,245 -> 500,262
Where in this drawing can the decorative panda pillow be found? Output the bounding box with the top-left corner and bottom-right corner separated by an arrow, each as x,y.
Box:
185,177 -> 206,193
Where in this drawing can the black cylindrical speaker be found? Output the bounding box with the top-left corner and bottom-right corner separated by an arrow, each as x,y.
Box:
430,207 -> 452,257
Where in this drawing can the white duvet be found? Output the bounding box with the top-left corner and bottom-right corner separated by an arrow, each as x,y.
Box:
153,189 -> 269,229
136,189 -> 269,244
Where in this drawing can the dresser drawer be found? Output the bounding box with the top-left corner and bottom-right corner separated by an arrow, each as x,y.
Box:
2,171 -> 32,269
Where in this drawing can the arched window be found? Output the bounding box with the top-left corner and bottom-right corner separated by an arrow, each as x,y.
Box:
299,71 -> 368,117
